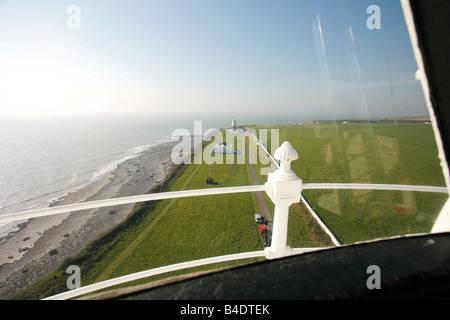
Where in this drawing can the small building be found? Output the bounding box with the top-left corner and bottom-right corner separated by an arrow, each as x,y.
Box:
213,143 -> 234,154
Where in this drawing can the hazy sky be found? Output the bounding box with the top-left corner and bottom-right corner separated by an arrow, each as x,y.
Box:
0,0 -> 428,120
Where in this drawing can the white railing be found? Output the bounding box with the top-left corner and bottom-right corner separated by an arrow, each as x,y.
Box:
302,183 -> 448,193
1,183 -> 445,226
1,0 -> 447,301
250,131 -> 280,169
3,140 -> 449,300
44,250 -> 268,300
0,185 -> 266,225
44,246 -> 329,300
38,180 -> 447,299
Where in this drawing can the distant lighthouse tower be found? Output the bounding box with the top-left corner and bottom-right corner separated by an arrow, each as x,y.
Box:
232,119 -> 237,129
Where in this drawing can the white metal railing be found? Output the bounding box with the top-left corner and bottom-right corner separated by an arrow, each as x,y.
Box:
300,195 -> 341,247
250,131 -> 280,169
0,141 -> 445,299
44,246 -> 329,300
302,183 -> 448,193
3,0 -> 448,300
44,250 -> 267,300
1,183 -> 445,226
0,185 -> 266,225
37,178 -> 447,299
2,139 -> 448,301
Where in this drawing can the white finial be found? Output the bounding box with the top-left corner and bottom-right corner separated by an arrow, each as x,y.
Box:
274,141 -> 298,177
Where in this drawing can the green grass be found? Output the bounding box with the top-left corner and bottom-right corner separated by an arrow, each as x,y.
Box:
249,123 -> 448,244
12,139 -> 268,299
92,156 -> 263,283
13,122 -> 447,299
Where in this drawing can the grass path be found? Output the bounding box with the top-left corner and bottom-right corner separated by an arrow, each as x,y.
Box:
94,163 -> 202,282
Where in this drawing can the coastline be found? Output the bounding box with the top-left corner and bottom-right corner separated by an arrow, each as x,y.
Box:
0,140 -> 178,299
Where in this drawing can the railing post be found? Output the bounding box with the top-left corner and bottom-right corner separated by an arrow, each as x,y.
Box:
432,198 -> 450,233
264,141 -> 302,259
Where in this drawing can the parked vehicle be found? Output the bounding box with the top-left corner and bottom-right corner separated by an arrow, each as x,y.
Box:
259,225 -> 268,234
254,214 -> 264,223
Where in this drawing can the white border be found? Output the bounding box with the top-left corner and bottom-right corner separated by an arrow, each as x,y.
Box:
400,0 -> 450,191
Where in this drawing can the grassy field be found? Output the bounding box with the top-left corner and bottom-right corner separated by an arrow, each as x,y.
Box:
12,144 -> 259,299
13,122 -> 447,299
252,122 -> 448,244
13,134 -> 332,299
247,137 -> 334,248
89,151 -> 264,284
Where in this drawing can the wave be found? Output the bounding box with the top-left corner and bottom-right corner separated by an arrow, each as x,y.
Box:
89,143 -> 153,180
4,139 -> 174,211
41,143 -> 164,206
0,138 -> 177,237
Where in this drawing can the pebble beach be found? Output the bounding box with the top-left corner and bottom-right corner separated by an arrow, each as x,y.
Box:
0,140 -> 178,299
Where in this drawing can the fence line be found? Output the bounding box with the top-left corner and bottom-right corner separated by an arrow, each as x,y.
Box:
44,250 -> 267,300
250,132 -> 279,168
300,195 -> 341,246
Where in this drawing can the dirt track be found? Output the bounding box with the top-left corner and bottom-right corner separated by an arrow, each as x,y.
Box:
245,141 -> 273,248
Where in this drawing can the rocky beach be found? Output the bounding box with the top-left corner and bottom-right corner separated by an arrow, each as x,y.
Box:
0,140 -> 179,299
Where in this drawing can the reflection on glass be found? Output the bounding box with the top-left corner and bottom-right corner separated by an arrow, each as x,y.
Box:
0,0 -> 447,299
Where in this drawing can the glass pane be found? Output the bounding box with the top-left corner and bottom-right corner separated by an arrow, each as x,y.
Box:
0,0 -> 447,299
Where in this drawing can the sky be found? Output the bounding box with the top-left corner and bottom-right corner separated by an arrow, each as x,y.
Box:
0,0 -> 428,120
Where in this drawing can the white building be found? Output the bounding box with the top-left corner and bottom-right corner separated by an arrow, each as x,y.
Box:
213,143 -> 234,154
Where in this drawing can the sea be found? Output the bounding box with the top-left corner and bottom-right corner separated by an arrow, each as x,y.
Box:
0,111 -> 309,237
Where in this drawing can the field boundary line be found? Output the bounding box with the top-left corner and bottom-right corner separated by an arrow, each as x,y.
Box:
300,195 -> 341,247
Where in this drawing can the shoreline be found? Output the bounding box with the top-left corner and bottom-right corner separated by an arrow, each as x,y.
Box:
0,140 -> 178,299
